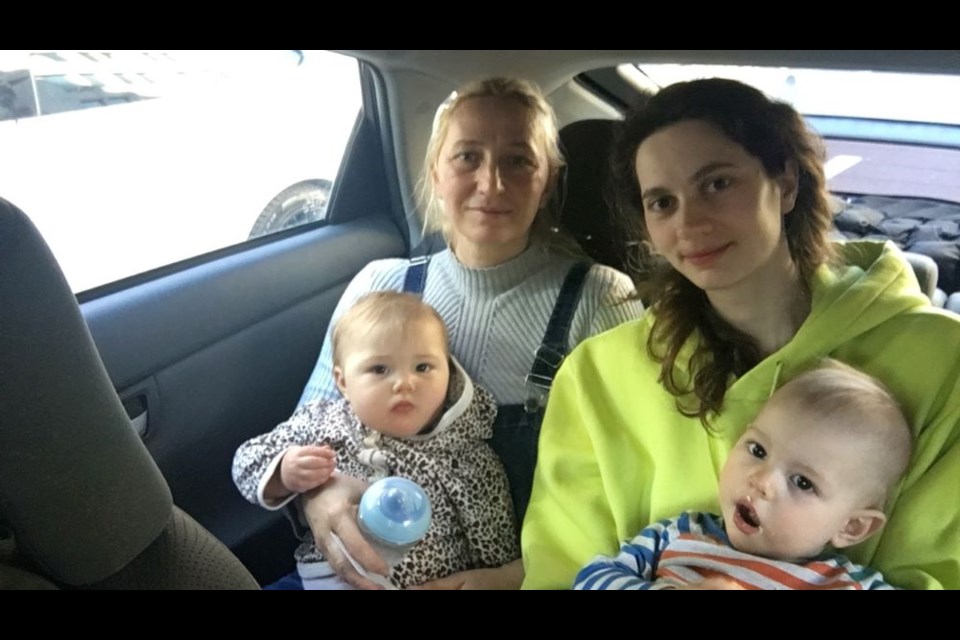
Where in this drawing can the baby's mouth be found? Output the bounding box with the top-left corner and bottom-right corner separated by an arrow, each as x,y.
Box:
733,498 -> 762,535
390,400 -> 415,414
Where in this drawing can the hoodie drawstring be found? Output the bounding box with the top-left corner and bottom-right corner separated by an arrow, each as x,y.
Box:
768,360 -> 784,399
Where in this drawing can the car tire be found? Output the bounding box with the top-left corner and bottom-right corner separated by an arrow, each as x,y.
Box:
249,179 -> 331,239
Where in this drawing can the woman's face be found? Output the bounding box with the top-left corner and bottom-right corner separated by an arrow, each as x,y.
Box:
634,119 -> 798,296
432,96 -> 551,264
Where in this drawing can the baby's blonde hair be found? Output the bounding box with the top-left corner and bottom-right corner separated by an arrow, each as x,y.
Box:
332,291 -> 448,366
777,359 -> 912,506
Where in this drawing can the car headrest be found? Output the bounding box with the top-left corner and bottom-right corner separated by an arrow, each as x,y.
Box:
902,250 -> 939,300
0,197 -> 172,585
557,118 -> 633,273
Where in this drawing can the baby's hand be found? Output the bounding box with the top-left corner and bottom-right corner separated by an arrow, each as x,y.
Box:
280,445 -> 336,494
668,576 -> 746,590
690,576 -> 746,590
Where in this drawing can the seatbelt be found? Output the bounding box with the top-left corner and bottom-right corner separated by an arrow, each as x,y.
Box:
522,261 -> 591,411
402,256 -> 430,295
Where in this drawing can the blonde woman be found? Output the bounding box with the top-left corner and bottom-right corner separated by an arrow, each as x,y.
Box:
278,77 -> 642,589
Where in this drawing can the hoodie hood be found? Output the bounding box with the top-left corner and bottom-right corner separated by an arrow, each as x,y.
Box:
794,241 -> 930,356
703,240 -> 931,442
728,241 -> 928,400
405,356 -> 492,441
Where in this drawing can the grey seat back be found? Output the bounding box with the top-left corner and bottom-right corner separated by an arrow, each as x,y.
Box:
0,197 -> 257,589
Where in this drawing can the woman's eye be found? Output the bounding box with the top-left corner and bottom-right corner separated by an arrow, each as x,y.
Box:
791,474 -> 816,493
505,154 -> 535,169
705,176 -> 732,193
747,442 -> 767,459
415,363 -> 433,373
452,150 -> 480,165
645,196 -> 676,214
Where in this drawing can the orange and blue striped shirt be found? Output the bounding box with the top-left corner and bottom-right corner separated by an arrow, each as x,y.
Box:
574,511 -> 894,590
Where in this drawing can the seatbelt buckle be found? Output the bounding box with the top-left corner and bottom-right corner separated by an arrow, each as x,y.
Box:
532,344 -> 565,372
523,373 -> 553,413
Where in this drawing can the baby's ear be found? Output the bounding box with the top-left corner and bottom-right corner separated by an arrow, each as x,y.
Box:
333,366 -> 348,398
832,509 -> 887,549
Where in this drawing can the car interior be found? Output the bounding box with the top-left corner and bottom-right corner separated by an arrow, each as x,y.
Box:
1,50 -> 957,588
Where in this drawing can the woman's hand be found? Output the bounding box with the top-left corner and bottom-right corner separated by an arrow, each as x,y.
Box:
300,473 -> 389,590
409,558 -> 524,590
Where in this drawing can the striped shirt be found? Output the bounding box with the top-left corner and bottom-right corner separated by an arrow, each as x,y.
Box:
574,511 -> 895,590
298,245 -> 643,407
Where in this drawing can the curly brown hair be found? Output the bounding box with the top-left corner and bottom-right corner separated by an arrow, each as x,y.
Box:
610,78 -> 836,427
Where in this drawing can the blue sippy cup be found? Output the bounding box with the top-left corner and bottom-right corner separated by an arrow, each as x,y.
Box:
357,476 -> 432,567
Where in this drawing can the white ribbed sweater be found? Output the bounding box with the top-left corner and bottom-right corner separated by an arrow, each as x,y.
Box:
298,246 -> 643,406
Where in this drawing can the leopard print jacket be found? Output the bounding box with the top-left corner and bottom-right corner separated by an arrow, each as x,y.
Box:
232,362 -> 519,588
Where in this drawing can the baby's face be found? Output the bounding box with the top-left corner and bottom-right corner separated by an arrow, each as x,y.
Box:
335,317 -> 450,438
718,395 -> 881,561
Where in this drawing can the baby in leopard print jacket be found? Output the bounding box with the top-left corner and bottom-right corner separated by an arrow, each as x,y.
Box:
232,292 -> 518,589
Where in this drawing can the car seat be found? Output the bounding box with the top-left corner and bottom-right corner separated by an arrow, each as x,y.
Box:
0,197 -> 258,589
557,118 -> 637,274
901,251 -> 939,301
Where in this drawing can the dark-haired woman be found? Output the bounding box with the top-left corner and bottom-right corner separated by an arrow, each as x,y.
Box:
522,78 -> 960,590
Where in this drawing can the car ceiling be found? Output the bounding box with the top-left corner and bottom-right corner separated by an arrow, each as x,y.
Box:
343,50 -> 960,90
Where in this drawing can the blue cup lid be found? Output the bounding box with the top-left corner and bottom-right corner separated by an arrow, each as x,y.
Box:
358,477 -> 432,547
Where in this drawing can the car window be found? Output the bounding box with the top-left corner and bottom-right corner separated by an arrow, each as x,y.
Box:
0,50 -> 361,294
622,63 -> 960,204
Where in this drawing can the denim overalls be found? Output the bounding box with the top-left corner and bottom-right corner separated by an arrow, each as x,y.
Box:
403,256 -> 590,524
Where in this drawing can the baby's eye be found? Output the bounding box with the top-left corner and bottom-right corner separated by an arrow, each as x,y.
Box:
415,363 -> 433,373
704,176 -> 732,193
644,195 -> 676,214
747,441 -> 767,460
790,474 -> 816,493
368,364 -> 388,375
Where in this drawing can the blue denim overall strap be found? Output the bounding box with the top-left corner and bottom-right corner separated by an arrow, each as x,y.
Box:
490,261 -> 591,526
402,255 -> 430,295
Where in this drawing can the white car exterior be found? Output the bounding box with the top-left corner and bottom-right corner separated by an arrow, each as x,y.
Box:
0,50 -> 360,293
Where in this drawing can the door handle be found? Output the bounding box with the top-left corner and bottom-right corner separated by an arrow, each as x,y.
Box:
118,378 -> 159,439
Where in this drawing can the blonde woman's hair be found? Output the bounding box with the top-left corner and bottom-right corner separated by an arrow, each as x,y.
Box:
416,76 -> 575,252
331,291 -> 449,366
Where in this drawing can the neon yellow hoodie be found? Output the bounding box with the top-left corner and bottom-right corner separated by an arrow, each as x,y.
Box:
522,241 -> 960,590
